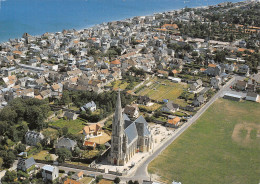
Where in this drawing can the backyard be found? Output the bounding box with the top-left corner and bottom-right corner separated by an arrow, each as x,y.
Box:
49,118 -> 86,135
148,99 -> 260,184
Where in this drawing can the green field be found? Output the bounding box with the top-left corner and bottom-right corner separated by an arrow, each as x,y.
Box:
136,78 -> 187,103
148,99 -> 260,184
49,119 -> 86,134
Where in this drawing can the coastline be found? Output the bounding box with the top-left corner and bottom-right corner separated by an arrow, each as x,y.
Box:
0,0 -> 243,44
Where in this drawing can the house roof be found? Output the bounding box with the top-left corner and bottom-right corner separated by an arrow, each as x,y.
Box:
64,178 -> 80,184
165,101 -> 179,111
42,165 -> 55,172
56,137 -> 77,149
83,141 -> 96,147
83,101 -> 96,109
247,92 -> 258,98
18,157 -> 36,169
83,123 -> 101,134
111,59 -> 121,65
168,117 -> 181,125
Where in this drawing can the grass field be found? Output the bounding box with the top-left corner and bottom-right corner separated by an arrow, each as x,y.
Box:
31,150 -> 53,161
148,99 -> 260,184
49,119 -> 86,134
136,78 -> 187,103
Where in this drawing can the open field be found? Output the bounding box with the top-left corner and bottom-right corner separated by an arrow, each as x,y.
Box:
148,99 -> 260,184
49,119 -> 86,134
136,78 -> 187,103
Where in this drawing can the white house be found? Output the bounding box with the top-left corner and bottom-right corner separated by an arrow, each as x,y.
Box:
81,101 -> 97,112
211,76 -> 222,89
246,92 -> 259,102
41,165 -> 59,181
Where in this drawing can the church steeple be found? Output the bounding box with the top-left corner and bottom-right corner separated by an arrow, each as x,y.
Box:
110,90 -> 125,165
113,90 -> 124,136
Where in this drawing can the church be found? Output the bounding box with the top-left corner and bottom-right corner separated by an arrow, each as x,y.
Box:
109,91 -> 153,166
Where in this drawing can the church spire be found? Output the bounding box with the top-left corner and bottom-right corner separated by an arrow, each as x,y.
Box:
112,90 -> 124,136
115,89 -> 122,118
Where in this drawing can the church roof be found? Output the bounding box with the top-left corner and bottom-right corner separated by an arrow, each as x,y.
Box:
124,122 -> 138,145
123,113 -> 130,121
134,115 -> 147,125
134,115 -> 151,136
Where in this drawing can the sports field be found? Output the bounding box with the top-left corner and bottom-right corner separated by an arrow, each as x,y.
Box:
148,99 -> 260,184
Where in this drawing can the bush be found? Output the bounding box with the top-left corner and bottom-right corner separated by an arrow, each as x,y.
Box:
59,169 -> 65,173
95,175 -> 103,183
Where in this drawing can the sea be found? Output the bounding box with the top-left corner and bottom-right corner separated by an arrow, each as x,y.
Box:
0,0 -> 242,43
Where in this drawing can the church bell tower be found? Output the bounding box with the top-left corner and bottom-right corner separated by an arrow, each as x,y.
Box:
110,90 -> 125,166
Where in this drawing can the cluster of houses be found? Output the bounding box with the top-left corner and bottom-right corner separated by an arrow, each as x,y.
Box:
17,131 -> 98,182
0,1 -> 257,111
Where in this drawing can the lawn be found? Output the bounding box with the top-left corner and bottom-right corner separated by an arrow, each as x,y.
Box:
108,80 -> 129,90
136,78 -> 187,102
31,150 -> 53,161
148,99 -> 260,184
49,119 -> 86,134
79,177 -> 93,184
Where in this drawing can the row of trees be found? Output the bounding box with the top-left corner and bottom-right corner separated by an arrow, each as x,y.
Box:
60,90 -> 135,122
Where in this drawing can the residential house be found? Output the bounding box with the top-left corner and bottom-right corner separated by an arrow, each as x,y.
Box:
64,179 -> 80,184
238,65 -> 250,76
223,93 -> 243,101
39,89 -> 52,99
83,123 -> 102,139
161,101 -> 179,113
211,76 -> 221,89
55,137 -> 77,151
83,141 -> 96,150
166,116 -> 181,128
193,95 -> 205,107
246,92 -> 259,102
137,96 -> 151,105
81,101 -> 97,112
17,157 -> 36,172
41,165 -> 59,181
25,131 -> 44,146
235,80 -> 247,91
124,105 -> 139,118
71,171 -> 84,181
190,79 -> 203,92
205,64 -> 221,76
63,111 -> 78,120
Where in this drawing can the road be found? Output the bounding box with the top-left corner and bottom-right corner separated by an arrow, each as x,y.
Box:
128,76 -> 239,181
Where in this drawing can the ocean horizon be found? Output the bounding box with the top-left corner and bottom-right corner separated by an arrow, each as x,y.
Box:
0,0 -> 242,43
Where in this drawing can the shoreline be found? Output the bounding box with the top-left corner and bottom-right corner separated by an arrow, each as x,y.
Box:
0,0 -> 244,44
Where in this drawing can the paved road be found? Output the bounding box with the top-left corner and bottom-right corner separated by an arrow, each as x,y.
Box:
128,76 -> 239,181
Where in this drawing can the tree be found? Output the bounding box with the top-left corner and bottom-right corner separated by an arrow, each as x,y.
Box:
0,157 -> 3,169
15,143 -> 26,153
114,177 -> 120,184
56,148 -> 72,163
95,175 -> 103,183
133,181 -> 139,184
128,180 -> 134,184
61,90 -> 71,105
3,151 -> 16,168
1,170 -> 17,183
62,127 -> 68,136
